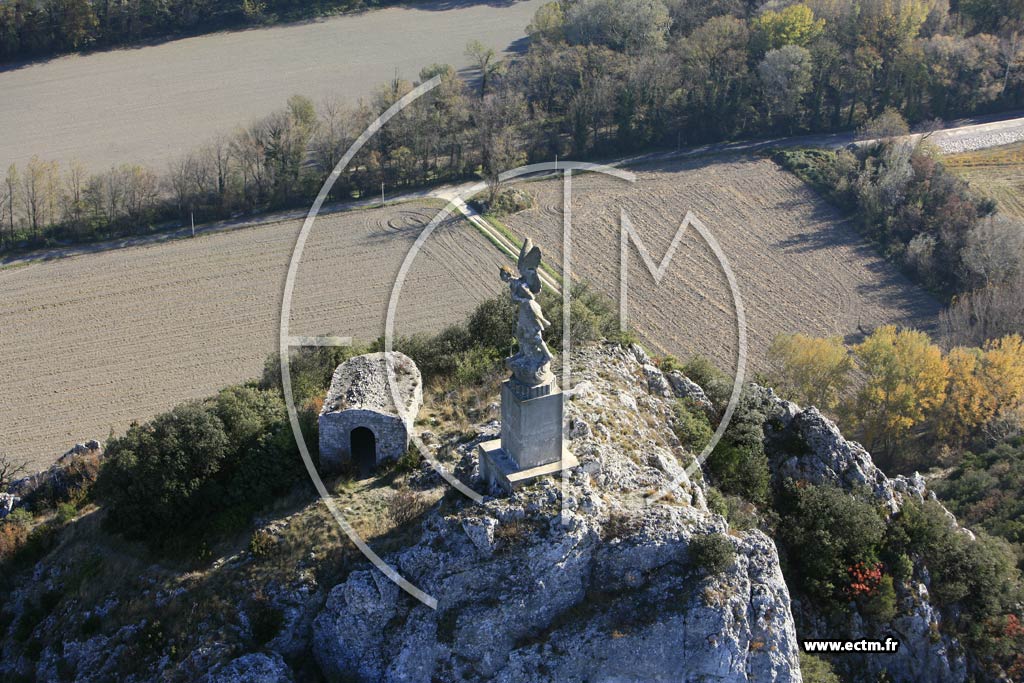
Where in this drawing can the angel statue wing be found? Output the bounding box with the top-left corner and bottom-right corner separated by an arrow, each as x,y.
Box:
517,238 -> 543,294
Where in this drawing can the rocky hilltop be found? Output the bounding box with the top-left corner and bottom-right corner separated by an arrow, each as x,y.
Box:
313,343 -> 801,682
756,387 -> 970,683
1,341 -> 1003,682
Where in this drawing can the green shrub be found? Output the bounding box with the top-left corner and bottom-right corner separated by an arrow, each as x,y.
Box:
776,482 -> 886,605
539,283 -> 622,352
393,445 -> 424,474
780,140 -> 995,297
248,529 -> 276,558
722,494 -> 761,532
484,187 -> 534,216
467,296 -> 516,353
96,388 -> 302,549
5,508 -> 32,527
705,486 -> 728,519
261,344 -> 363,407
861,573 -> 897,623
690,533 -> 736,574
886,499 -> 1019,622
798,652 -> 842,683
96,402 -> 231,541
681,355 -> 731,408
56,502 -> 76,524
672,399 -> 713,453
705,390 -> 769,505
452,346 -> 502,388
931,438 -> 1024,562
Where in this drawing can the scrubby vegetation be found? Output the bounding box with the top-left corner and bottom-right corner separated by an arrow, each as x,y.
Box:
768,478 -> 1023,669
7,0 -> 1024,253
675,318 -> 1024,677
95,386 -> 304,551
776,482 -> 888,611
663,355 -> 771,506
776,135 -> 999,299
689,533 -> 736,575
932,436 -> 1024,568
20,287 -> 624,558
766,327 -> 1024,472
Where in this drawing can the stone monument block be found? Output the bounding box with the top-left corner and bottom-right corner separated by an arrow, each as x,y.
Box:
500,380 -> 563,469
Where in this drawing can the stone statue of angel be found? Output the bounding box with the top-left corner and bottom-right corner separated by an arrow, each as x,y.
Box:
500,238 -> 554,386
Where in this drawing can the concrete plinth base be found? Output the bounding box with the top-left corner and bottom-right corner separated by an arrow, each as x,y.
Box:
500,379 -> 563,469
478,438 -> 579,494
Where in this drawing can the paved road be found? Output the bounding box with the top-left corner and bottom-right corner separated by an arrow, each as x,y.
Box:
0,0 -> 543,172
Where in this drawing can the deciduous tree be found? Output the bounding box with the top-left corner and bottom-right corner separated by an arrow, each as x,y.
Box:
767,333 -> 852,411
851,325 -> 948,453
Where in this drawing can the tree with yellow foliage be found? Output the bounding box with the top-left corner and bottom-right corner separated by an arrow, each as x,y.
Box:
752,4 -> 825,53
980,334 -> 1024,412
767,333 -> 852,411
935,347 -> 995,445
852,326 -> 948,454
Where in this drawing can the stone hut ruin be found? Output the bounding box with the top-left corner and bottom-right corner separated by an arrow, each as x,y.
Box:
318,352 -> 422,473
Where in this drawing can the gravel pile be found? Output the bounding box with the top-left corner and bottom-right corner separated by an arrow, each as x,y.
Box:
934,123 -> 1024,154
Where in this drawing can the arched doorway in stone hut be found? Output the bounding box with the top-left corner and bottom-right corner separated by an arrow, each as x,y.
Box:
350,426 -> 376,474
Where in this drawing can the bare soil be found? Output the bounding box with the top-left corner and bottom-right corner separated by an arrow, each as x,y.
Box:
0,0 -> 543,172
502,155 -> 940,375
0,202 -> 503,471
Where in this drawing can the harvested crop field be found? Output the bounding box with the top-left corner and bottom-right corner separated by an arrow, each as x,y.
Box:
944,142 -> 1024,219
0,203 -> 503,471
502,156 -> 940,374
0,0 -> 543,171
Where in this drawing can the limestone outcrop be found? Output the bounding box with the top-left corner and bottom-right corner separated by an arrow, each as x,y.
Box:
312,344 -> 803,682
755,386 -> 969,683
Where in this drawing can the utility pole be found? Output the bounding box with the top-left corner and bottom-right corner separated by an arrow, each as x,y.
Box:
381,182 -> 385,208
190,212 -> 195,238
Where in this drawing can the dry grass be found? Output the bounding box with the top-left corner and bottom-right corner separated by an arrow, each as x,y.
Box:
1,465 -> 445,676
0,202 -> 504,471
503,155 -> 940,372
945,142 -> 1024,218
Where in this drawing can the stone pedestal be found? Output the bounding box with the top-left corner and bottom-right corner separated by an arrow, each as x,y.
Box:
478,378 -> 578,493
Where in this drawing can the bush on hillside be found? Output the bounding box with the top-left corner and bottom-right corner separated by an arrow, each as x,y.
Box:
705,390 -> 769,505
690,533 -> 736,575
95,387 -> 302,548
672,399 -> 713,453
932,437 -> 1024,561
886,499 -> 1020,623
679,355 -> 732,408
776,482 -> 887,606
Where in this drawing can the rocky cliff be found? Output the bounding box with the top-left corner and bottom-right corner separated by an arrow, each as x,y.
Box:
312,343 -> 802,682
756,386 -> 970,683
4,341 -> 998,682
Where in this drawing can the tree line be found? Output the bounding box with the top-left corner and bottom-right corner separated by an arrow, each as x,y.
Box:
5,0 -> 1024,254
778,128 -> 1024,343
766,326 -> 1024,473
